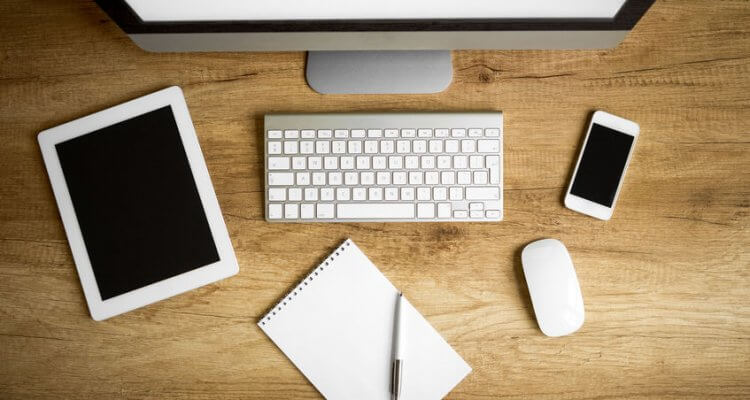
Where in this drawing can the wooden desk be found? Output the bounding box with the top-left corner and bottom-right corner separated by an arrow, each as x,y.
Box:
1,1 -> 748,398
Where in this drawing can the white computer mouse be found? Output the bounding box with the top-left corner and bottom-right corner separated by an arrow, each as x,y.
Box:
521,239 -> 585,337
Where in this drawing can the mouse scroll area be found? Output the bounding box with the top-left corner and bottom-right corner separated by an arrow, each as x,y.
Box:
521,239 -> 585,337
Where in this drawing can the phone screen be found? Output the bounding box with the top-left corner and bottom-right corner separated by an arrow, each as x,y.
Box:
570,123 -> 634,207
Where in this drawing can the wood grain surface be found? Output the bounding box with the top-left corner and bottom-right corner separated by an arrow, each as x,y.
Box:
1,1 -> 748,399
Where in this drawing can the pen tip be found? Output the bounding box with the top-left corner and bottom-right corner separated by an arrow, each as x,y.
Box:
398,292 -> 403,297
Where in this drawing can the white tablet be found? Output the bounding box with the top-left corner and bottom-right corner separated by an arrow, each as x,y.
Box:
38,86 -> 238,321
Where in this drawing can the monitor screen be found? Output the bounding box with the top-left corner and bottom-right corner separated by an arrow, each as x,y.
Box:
124,0 -> 628,22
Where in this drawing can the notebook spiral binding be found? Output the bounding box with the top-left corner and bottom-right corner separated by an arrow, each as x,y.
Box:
259,239 -> 352,326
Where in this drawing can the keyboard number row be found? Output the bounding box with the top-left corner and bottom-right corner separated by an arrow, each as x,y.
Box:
267,139 -> 500,155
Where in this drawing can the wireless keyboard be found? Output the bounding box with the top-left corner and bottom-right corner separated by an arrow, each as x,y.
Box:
264,112 -> 503,222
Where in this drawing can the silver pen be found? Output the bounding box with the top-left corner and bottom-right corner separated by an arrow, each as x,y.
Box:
391,292 -> 404,400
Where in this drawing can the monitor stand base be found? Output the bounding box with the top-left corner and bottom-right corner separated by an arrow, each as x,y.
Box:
306,50 -> 452,94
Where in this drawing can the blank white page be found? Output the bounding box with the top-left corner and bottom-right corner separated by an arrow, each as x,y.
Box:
258,239 -> 471,400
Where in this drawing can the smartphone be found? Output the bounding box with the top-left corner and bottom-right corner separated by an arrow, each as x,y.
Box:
564,111 -> 639,220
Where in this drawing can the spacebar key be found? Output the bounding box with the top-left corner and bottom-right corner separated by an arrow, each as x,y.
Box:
337,203 -> 415,219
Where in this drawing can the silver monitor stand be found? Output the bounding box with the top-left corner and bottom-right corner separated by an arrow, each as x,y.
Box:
306,51 -> 453,94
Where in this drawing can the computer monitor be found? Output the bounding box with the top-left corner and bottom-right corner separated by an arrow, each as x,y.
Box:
96,0 -> 655,94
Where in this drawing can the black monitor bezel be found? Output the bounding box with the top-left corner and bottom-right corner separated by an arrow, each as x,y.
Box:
95,0 -> 656,34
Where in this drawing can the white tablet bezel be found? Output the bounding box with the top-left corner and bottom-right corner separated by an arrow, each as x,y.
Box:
38,86 -> 238,321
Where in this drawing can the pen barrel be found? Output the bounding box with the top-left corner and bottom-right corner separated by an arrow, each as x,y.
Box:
391,359 -> 403,399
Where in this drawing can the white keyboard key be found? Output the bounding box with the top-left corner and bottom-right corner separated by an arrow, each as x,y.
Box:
344,172 -> 358,185
441,171 -> 455,184
365,140 -> 379,154
317,203 -> 335,218
418,128 -> 432,137
288,188 -> 302,201
338,203 -> 414,219
377,172 -> 391,185
461,140 -> 475,153
268,204 -> 282,219
438,203 -> 451,218
393,172 -> 407,185
301,129 -> 316,138
356,156 -> 371,169
421,156 -> 435,169
385,187 -> 399,200
353,188 -> 367,200
413,140 -> 427,153
268,130 -> 282,138
435,128 -> 450,137
417,187 -> 431,200
487,156 -> 501,184
450,187 -> 463,200
437,156 -> 451,169
454,210 -> 468,218
351,129 -> 366,138
478,139 -> 501,153
470,202 -> 484,210
305,188 -> 318,201
369,187 -> 383,201
340,156 -> 354,170
332,141 -> 346,154
373,156 -> 387,170
324,156 -> 338,169
470,210 -> 484,218
285,204 -> 298,219
454,155 -> 467,168
368,129 -> 383,138
317,129 -> 332,138
385,129 -> 399,137
361,172 -> 375,185
292,157 -> 306,170
445,140 -> 459,153
457,171 -> 471,184
269,188 -> 286,201
348,141 -> 362,154
268,173 -> 294,186
308,157 -> 322,170
397,140 -> 411,153
434,187 -> 447,200
389,156 -> 403,169
405,156 -> 419,169
334,129 -> 348,138
417,203 -> 435,218
296,172 -> 310,185
409,172 -> 423,184
429,140 -> 443,153
401,187 -> 415,200
485,128 -> 500,137
401,129 -> 416,137
284,141 -> 298,154
312,172 -> 326,185
474,171 -> 488,184
425,171 -> 439,185
301,203 -> 315,219
316,141 -> 330,154
451,128 -> 466,137
336,188 -> 350,200
328,172 -> 342,185
268,141 -> 282,154
470,155 -> 484,169
300,141 -> 314,154
486,210 -> 501,219
466,187 -> 501,200
320,188 -> 334,201
468,128 -> 483,137
268,156 -> 290,170
381,141 -> 394,154
284,129 -> 299,139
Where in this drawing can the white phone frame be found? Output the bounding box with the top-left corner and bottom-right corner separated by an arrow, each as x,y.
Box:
38,86 -> 238,321
564,110 -> 639,220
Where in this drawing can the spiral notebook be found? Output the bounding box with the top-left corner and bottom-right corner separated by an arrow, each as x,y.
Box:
258,239 -> 471,400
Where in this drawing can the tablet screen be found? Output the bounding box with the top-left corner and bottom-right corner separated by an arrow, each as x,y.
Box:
56,106 -> 220,300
